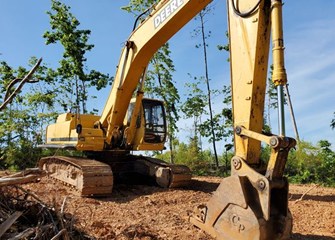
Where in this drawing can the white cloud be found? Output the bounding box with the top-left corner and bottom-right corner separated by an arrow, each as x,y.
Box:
283,17 -> 335,148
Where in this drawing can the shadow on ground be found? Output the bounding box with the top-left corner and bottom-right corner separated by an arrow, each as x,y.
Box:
291,233 -> 335,240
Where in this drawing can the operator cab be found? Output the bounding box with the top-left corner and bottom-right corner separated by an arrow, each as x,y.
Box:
142,99 -> 167,143
127,98 -> 167,145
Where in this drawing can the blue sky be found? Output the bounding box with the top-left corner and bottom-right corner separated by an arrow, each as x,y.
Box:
0,0 -> 334,152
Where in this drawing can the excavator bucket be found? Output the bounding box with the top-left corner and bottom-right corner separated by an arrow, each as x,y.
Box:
190,157 -> 292,240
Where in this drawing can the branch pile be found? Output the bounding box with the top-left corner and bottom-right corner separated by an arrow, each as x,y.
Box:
0,186 -> 92,240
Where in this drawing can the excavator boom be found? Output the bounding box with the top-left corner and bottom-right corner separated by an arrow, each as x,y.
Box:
100,0 -> 212,146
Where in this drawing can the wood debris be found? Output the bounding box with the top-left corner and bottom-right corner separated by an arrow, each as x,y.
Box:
0,185 -> 92,239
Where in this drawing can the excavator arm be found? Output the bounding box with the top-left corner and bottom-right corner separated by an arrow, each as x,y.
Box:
190,0 -> 296,239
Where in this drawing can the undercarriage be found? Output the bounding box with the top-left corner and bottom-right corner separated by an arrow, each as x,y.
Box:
39,153 -> 192,197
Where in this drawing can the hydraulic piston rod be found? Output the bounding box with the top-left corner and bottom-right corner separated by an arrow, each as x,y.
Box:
271,0 -> 287,136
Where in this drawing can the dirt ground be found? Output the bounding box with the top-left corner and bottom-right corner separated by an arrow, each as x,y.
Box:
21,176 -> 334,240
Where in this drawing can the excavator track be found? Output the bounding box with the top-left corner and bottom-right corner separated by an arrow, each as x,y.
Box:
98,154 -> 192,189
39,156 -> 113,197
39,155 -> 191,197
136,156 -> 192,188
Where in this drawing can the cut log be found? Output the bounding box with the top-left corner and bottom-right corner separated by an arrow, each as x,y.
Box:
0,168 -> 45,186
0,174 -> 41,186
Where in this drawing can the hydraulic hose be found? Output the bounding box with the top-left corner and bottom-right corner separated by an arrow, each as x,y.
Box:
231,0 -> 262,18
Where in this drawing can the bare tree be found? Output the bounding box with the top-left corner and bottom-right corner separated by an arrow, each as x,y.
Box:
195,7 -> 220,168
0,58 -> 42,111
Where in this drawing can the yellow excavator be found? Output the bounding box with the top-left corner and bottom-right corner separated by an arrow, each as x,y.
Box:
39,0 -> 296,239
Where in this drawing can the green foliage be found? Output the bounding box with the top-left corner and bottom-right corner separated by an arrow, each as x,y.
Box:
146,43 -> 180,133
0,61 -> 15,93
259,140 -> 335,186
43,0 -> 109,113
181,76 -> 207,126
199,112 -> 231,143
122,0 -> 158,14
198,85 -> 233,143
155,137 -> 232,177
314,140 -> 335,185
181,77 -> 233,144
0,58 -> 59,170
284,140 -> 335,186
266,65 -> 278,110
217,31 -> 230,62
156,138 -> 335,186
0,2 -> 110,170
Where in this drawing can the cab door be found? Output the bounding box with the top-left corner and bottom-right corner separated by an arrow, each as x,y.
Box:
142,99 -> 167,144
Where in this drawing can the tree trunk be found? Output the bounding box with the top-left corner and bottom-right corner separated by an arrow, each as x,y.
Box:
199,10 -> 219,168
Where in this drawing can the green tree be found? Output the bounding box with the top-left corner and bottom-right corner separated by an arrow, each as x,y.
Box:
0,1 -> 110,170
331,112 -> 335,129
0,58 -> 55,169
316,140 -> 335,185
147,44 -> 180,163
199,85 -> 233,145
181,76 -> 207,150
43,0 -> 109,114
286,141 -> 318,183
172,137 -> 207,172
285,140 -> 335,186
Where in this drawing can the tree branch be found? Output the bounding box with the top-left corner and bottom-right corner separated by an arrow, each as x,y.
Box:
4,78 -> 21,101
4,78 -> 39,101
293,184 -> 319,204
0,211 -> 23,238
0,58 -> 42,111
